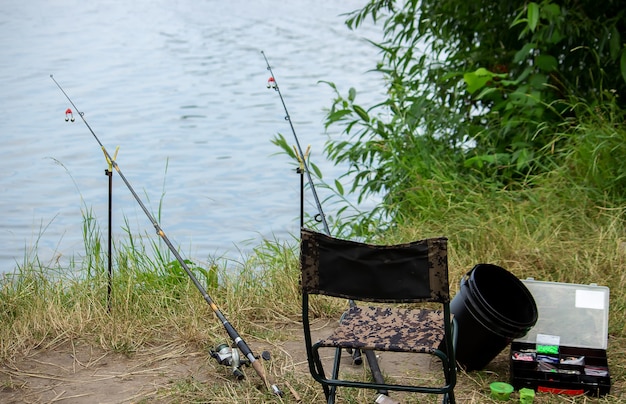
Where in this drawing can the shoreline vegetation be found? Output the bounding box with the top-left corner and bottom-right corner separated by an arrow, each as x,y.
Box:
1,175 -> 625,402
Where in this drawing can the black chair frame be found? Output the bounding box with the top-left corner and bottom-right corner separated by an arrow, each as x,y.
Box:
300,228 -> 457,404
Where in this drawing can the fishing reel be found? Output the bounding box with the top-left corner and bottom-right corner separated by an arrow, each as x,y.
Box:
210,343 -> 250,380
210,343 -> 272,380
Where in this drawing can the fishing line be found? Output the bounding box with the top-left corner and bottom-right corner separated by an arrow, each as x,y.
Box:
261,51 -> 330,235
49,75 -> 283,397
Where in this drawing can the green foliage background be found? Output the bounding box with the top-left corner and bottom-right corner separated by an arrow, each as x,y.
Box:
318,0 -> 626,233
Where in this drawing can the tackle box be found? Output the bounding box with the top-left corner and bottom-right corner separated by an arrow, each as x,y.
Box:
509,279 -> 611,397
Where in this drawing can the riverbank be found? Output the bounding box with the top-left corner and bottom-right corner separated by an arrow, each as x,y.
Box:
1,224 -> 624,402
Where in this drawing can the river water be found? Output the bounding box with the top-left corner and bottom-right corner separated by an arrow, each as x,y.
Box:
0,0 -> 383,273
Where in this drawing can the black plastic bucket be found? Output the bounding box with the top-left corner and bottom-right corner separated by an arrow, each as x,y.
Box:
451,264 -> 538,371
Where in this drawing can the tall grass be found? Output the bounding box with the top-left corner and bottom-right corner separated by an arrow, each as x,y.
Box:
2,177 -> 623,402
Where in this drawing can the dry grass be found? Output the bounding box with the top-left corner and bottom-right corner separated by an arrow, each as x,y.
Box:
1,182 -> 625,403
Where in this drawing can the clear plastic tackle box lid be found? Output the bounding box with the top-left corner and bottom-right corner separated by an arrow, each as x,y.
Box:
514,279 -> 610,350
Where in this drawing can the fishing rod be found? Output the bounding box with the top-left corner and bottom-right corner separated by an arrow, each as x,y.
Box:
261,51 -> 330,235
50,75 -> 283,397
261,52 -> 389,394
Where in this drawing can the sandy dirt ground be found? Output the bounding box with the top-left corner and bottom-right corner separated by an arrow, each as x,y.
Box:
0,320 -> 441,404
0,339 -> 215,404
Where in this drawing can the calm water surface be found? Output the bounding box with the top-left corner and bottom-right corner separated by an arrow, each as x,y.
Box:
0,0 -> 382,273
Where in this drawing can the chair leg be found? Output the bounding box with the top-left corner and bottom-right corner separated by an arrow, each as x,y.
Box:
327,347 -> 342,404
441,357 -> 456,404
363,349 -> 389,396
312,347 -> 331,400
349,347 -> 363,365
441,358 -> 456,404
443,390 -> 455,404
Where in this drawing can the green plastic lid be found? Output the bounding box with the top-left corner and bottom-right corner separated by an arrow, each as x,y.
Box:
490,382 -> 514,394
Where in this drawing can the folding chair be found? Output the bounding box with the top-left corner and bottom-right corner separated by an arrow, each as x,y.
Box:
300,228 -> 457,404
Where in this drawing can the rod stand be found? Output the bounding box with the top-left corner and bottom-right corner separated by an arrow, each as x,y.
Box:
103,146 -> 119,313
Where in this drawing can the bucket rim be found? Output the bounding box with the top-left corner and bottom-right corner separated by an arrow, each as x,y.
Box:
461,263 -> 538,328
457,282 -> 535,338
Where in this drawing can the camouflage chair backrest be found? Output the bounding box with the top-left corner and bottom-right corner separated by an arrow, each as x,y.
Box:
300,229 -> 450,303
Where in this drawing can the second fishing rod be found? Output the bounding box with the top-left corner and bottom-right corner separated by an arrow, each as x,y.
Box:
262,51 -> 330,235
262,51 -> 389,394
50,74 -> 283,397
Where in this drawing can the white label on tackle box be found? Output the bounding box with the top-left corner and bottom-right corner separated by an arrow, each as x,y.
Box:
575,289 -> 605,310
